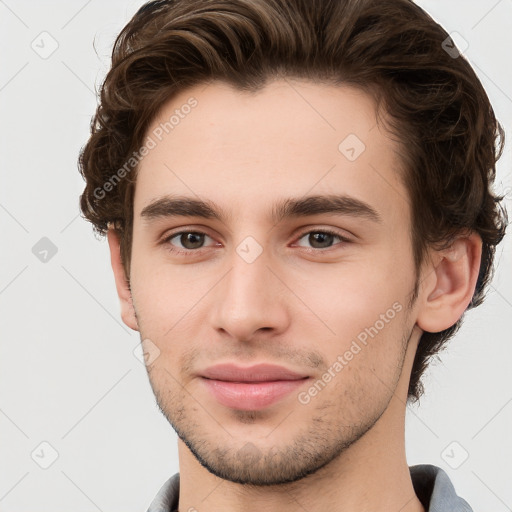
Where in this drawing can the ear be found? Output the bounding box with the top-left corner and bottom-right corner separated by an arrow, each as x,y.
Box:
107,228 -> 139,331
416,233 -> 482,333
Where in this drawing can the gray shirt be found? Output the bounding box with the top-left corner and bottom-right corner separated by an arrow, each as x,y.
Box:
146,464 -> 473,512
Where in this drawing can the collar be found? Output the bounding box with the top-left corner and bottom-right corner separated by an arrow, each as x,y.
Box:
147,464 -> 473,512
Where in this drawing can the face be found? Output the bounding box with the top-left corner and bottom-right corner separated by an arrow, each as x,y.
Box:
127,79 -> 421,485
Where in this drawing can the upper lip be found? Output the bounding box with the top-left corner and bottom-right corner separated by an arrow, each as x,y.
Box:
200,363 -> 309,382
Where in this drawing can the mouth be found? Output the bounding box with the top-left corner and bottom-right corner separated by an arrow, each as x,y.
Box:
199,363 -> 310,411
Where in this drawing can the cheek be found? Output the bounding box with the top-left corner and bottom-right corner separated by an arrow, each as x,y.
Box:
290,251 -> 413,383
298,301 -> 410,421
291,252 -> 411,339
319,291 -> 407,385
129,251 -> 218,342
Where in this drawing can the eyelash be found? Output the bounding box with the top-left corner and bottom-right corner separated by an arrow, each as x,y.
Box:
161,228 -> 351,257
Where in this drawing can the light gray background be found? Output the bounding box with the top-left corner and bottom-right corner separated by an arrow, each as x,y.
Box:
0,1 -> 511,511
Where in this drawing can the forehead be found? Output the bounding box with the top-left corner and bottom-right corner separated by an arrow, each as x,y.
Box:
134,79 -> 409,225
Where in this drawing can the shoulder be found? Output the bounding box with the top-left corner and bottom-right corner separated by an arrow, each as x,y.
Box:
409,464 -> 473,512
146,472 -> 180,512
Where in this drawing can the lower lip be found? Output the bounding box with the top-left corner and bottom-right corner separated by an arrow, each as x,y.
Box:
201,377 -> 309,411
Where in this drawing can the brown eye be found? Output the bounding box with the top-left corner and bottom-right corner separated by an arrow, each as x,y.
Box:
295,229 -> 348,250
307,232 -> 336,249
164,231 -> 216,254
177,232 -> 206,250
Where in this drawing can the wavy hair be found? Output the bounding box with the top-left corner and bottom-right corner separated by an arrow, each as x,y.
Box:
79,0 -> 507,401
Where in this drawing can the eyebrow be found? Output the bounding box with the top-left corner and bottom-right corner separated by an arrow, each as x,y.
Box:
140,194 -> 382,225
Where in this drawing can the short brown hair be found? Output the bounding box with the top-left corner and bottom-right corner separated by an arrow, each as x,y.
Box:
78,0 -> 507,401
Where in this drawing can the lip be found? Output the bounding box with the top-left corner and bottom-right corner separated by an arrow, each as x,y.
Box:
199,363 -> 310,411
200,363 -> 308,382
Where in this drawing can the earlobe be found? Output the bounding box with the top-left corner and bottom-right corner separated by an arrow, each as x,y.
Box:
416,233 -> 482,333
107,229 -> 139,331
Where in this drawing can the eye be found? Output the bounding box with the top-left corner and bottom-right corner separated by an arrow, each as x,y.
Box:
161,227 -> 351,257
164,231 -> 217,255
294,229 -> 350,250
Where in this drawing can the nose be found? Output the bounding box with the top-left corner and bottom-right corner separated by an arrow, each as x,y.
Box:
209,242 -> 291,342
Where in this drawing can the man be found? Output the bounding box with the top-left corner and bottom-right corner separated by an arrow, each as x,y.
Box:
78,0 -> 507,510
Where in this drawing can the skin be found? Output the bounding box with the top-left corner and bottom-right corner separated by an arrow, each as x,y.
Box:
108,79 -> 481,512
